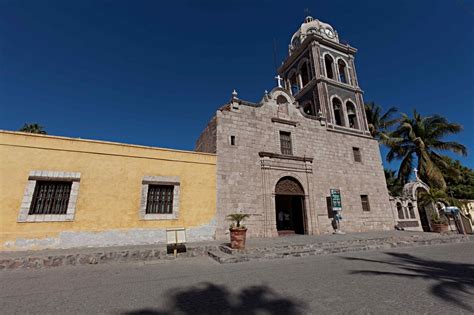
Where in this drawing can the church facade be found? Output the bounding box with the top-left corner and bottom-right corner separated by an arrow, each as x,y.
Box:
196,16 -> 394,238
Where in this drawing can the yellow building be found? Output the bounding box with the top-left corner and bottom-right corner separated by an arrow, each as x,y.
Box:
0,131 -> 216,251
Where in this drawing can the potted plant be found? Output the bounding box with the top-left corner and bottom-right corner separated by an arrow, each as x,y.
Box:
430,212 -> 449,233
227,213 -> 250,249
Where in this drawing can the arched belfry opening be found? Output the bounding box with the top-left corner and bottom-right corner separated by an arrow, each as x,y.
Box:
274,176 -> 306,235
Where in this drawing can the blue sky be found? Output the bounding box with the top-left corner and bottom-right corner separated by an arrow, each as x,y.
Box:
1,0 -> 473,169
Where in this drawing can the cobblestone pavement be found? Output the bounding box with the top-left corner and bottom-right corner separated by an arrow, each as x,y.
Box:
1,242 -> 473,314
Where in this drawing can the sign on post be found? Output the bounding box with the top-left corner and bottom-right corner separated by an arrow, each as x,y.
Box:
330,189 -> 345,234
166,228 -> 186,258
330,189 -> 342,212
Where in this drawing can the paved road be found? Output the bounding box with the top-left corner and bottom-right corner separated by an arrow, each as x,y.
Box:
1,243 -> 473,314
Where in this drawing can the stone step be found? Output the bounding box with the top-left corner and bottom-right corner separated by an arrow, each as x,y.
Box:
208,234 -> 472,264
207,250 -> 248,264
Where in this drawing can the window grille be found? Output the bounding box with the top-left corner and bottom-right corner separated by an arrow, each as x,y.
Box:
353,147 -> 362,162
29,181 -> 72,215
361,195 -> 370,212
146,185 -> 174,214
280,131 -> 293,155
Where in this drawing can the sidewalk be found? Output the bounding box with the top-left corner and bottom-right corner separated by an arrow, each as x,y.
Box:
209,231 -> 473,264
1,231 -> 472,270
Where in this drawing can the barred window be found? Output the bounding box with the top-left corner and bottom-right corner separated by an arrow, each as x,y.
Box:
146,185 -> 174,214
29,181 -> 72,215
353,147 -> 362,162
361,195 -> 370,212
280,131 -> 293,155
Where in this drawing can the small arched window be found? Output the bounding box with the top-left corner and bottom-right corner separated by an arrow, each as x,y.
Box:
397,202 -> 404,219
324,55 -> 334,79
332,98 -> 344,126
346,101 -> 359,129
408,203 -> 415,219
300,61 -> 310,87
338,59 -> 348,84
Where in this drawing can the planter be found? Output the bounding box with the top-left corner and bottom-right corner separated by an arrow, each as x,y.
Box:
229,228 -> 247,249
431,223 -> 449,233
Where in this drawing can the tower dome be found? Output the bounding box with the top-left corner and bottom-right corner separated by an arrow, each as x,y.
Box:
289,16 -> 339,55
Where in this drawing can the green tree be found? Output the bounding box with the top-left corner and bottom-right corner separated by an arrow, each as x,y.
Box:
440,156 -> 474,200
364,102 -> 399,142
418,189 -> 448,209
19,123 -> 47,134
387,110 -> 467,189
384,168 -> 403,196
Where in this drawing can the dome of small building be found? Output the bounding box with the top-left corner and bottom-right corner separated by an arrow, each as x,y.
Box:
289,16 -> 339,54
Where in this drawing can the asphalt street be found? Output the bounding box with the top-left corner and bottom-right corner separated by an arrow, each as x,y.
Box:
1,242 -> 473,314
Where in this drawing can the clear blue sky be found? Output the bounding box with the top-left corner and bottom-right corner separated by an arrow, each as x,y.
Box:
1,0 -> 473,169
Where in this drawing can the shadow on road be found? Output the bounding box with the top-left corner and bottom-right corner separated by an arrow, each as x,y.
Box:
123,282 -> 306,315
343,252 -> 474,311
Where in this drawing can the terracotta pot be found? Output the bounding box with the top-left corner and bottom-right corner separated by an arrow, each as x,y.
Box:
431,223 -> 449,233
229,228 -> 247,249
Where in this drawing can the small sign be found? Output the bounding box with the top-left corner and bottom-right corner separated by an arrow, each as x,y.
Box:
166,228 -> 186,245
330,189 -> 342,212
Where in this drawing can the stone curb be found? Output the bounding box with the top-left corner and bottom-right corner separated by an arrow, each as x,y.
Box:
0,245 -> 219,271
208,235 -> 472,264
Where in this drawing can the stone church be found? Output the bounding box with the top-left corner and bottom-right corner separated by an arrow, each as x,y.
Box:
196,16 -> 394,238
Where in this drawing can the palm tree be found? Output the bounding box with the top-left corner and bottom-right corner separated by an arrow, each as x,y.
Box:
19,123 -> 47,134
226,213 -> 250,228
364,102 -> 399,141
387,110 -> 467,189
418,189 -> 448,209
384,168 -> 403,196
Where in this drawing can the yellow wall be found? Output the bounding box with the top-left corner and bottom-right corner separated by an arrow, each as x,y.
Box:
0,131 -> 216,251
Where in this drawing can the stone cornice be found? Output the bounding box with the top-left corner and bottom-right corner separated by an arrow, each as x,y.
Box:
258,152 -> 313,162
271,117 -> 298,126
318,77 -> 364,93
327,125 -> 374,139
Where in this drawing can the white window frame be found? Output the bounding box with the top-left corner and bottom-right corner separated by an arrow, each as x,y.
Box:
139,176 -> 180,220
17,171 -> 81,222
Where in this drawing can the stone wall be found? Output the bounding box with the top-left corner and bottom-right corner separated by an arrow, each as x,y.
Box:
195,116 -> 217,154
208,89 -> 395,239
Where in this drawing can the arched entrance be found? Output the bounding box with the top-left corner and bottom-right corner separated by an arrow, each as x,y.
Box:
416,187 -> 431,232
275,176 -> 306,235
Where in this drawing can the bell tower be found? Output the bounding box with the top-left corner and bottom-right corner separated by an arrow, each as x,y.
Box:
278,16 -> 370,135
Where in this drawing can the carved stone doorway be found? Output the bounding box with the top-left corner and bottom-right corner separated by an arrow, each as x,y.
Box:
275,177 -> 306,235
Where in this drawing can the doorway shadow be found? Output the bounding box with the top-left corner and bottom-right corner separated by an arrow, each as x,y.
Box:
342,252 -> 474,311
123,282 -> 306,315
